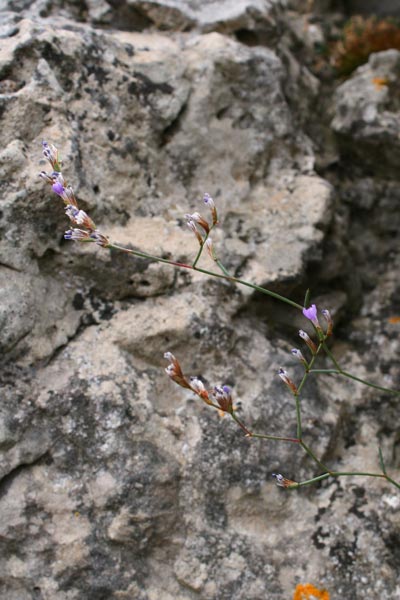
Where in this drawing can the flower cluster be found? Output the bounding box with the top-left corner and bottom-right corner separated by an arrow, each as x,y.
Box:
185,193 -> 218,261
164,352 -> 233,415
277,304 -> 333,397
39,141 -> 109,247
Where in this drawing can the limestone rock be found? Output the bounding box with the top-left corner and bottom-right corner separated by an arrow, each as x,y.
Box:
331,49 -> 400,174
1,1 -> 400,599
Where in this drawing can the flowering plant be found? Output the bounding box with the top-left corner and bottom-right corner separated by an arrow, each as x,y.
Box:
39,141 -> 400,492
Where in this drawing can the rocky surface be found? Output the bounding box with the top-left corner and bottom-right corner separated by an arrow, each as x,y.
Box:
1,1 -> 400,599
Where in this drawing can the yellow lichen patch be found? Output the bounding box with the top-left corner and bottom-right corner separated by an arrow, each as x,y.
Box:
293,583 -> 330,600
388,316 -> 400,324
372,77 -> 389,90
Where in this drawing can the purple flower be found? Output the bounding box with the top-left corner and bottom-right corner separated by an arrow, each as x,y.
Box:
302,304 -> 322,330
303,304 -> 317,322
52,181 -> 65,196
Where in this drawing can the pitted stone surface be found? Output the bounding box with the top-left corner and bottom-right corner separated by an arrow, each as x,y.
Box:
1,2 -> 400,599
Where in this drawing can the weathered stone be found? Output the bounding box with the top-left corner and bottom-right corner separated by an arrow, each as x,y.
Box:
331,49 -> 400,174
1,1 -> 400,599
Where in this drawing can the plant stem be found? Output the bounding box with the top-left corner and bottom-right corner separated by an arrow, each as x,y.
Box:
192,241 -> 205,269
340,370 -> 400,395
290,473 -> 331,488
230,413 -> 252,436
330,470 -> 386,478
292,470 -> 400,490
300,441 -> 330,472
215,259 -> 233,278
230,413 -> 299,442
317,343 -> 400,395
294,343 -> 323,439
249,432 -> 300,443
108,242 -> 303,309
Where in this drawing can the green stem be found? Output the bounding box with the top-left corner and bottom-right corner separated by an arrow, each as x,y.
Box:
294,343 -> 323,439
321,341 -> 342,370
230,413 -> 299,442
384,475 -> 400,490
249,432 -> 300,443
230,413 -> 252,436
215,259 -> 233,278
291,470 -> 400,490
192,241 -> 205,269
294,394 -> 302,441
309,369 -> 339,374
300,441 -> 330,473
317,343 -> 400,395
312,366 -> 400,395
331,470 -> 386,478
192,223 -> 217,268
290,473 -> 331,488
340,370 -> 400,395
331,471 -> 400,489
108,242 -> 303,309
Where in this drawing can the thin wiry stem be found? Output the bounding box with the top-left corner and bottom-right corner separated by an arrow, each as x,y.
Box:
106,240 -> 400,491
42,141 -> 400,494
108,242 -> 303,309
319,342 -> 400,395
293,343 -> 323,439
300,441 -> 330,473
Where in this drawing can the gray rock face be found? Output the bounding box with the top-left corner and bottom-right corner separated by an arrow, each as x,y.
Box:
1,1 -> 400,599
331,49 -> 400,174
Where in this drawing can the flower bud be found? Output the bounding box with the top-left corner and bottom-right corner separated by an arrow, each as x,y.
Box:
39,171 -> 58,184
278,368 -> 298,395
205,237 -> 217,261
203,193 -> 218,225
89,231 -> 110,247
65,205 -> 96,230
164,352 -> 192,390
291,348 -> 308,368
186,218 -> 203,246
298,330 -> 317,354
189,376 -> 212,404
64,228 -> 91,242
186,212 -> 210,234
42,141 -> 62,171
321,309 -> 333,336
272,473 -> 297,488
212,385 -> 233,414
